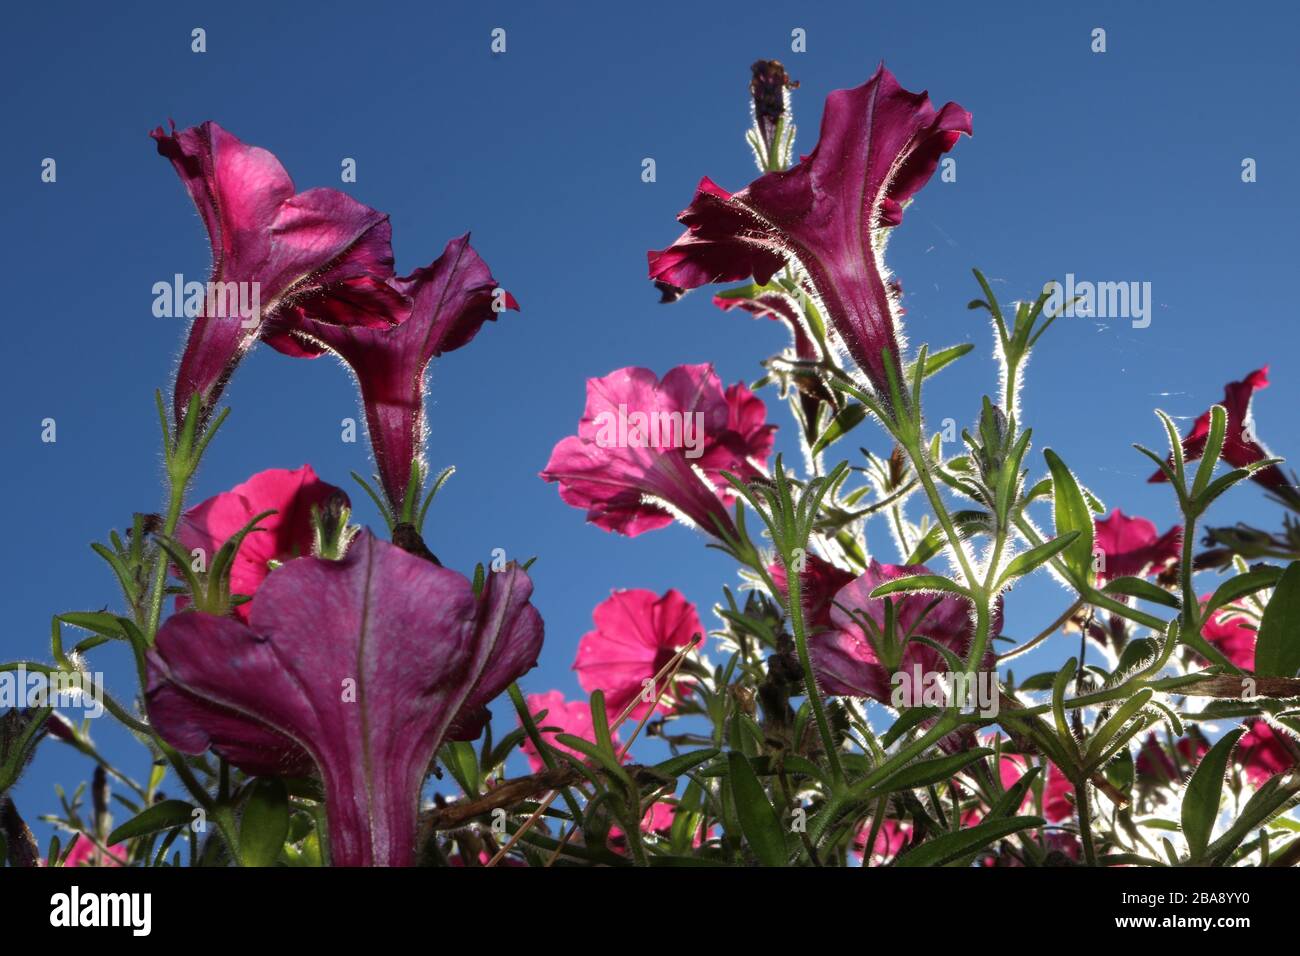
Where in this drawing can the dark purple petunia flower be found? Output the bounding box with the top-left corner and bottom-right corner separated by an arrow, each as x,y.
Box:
145,531 -> 543,866
809,560 -> 998,704
153,121 -> 408,425
648,65 -> 970,401
271,234 -> 519,513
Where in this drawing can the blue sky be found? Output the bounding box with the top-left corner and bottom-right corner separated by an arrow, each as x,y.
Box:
2,1 -> 1296,845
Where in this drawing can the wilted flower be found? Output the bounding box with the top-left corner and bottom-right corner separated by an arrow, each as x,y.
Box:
152,121 -> 407,425
278,234 -> 518,513
177,465 -> 346,620
146,531 -> 543,866
1092,509 -> 1181,584
541,364 -> 775,539
573,588 -> 703,722
648,65 -> 971,401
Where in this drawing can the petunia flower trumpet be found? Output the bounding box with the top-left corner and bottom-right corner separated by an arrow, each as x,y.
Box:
145,531 -> 543,866
648,65 -> 970,402
274,234 -> 518,518
152,121 -> 408,426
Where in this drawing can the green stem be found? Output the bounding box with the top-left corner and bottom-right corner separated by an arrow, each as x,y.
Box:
786,562 -> 846,787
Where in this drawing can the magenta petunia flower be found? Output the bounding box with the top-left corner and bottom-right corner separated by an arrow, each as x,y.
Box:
275,234 -> 518,512
1236,721 -> 1296,786
573,588 -> 703,722
152,121 -> 407,425
852,818 -> 911,865
177,465 -> 345,620
648,66 -> 970,400
768,553 -> 856,631
808,561 -> 998,704
57,835 -> 128,868
540,365 -> 775,539
1135,732 -> 1208,787
519,690 -> 622,774
1092,509 -> 1181,584
1200,599 -> 1257,671
1150,368 -> 1290,493
146,531 -> 543,866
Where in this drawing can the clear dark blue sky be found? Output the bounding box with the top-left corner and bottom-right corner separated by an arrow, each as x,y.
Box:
3,1 -> 1296,840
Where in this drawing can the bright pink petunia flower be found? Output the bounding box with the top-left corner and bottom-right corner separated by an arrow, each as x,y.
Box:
648,66 -> 970,401
573,588 -> 703,722
519,691 -> 623,774
768,553 -> 856,631
146,531 -> 543,867
1150,368 -> 1291,493
1135,732 -> 1208,787
540,365 -> 775,540
1236,721 -> 1296,786
275,234 -> 518,512
1200,599 -> 1257,671
852,818 -> 911,865
152,121 -> 407,425
58,835 -> 128,868
1092,509 -> 1181,584
808,561 -> 998,704
176,465 -> 345,620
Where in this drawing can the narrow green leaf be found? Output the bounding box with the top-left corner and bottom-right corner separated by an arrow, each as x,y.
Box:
811,403 -> 867,457
1103,576 -> 1180,609
1255,562 -> 1300,677
896,815 -> 1045,867
1181,728 -> 1245,862
239,778 -> 290,867
998,531 -> 1080,587
1043,449 -> 1095,586
107,799 -> 196,844
726,752 -> 788,867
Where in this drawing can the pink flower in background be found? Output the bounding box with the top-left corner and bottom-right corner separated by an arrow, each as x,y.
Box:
1236,721 -> 1296,786
1150,368 -> 1291,493
1092,509 -> 1181,584
573,588 -> 703,721
808,561 -> 998,703
853,819 -> 910,865
520,691 -> 623,774
648,65 -> 970,401
1135,732 -> 1208,786
177,465 -> 345,620
768,553 -> 856,631
59,835 -> 128,868
276,234 -> 518,512
152,121 -> 407,424
541,364 -> 775,539
1200,599 -> 1258,670
146,531 -> 543,866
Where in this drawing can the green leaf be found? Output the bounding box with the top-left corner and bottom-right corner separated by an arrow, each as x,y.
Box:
998,531 -> 1080,587
810,403 -> 867,457
239,778 -> 290,867
920,343 -> 975,379
869,575 -> 969,600
1203,567 -> 1282,621
1254,562 -> 1300,678
866,748 -> 992,796
896,815 -> 1045,867
1043,449 -> 1095,586
1181,727 -> 1245,862
1102,576 -> 1181,609
107,799 -> 196,845
726,752 -> 787,867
